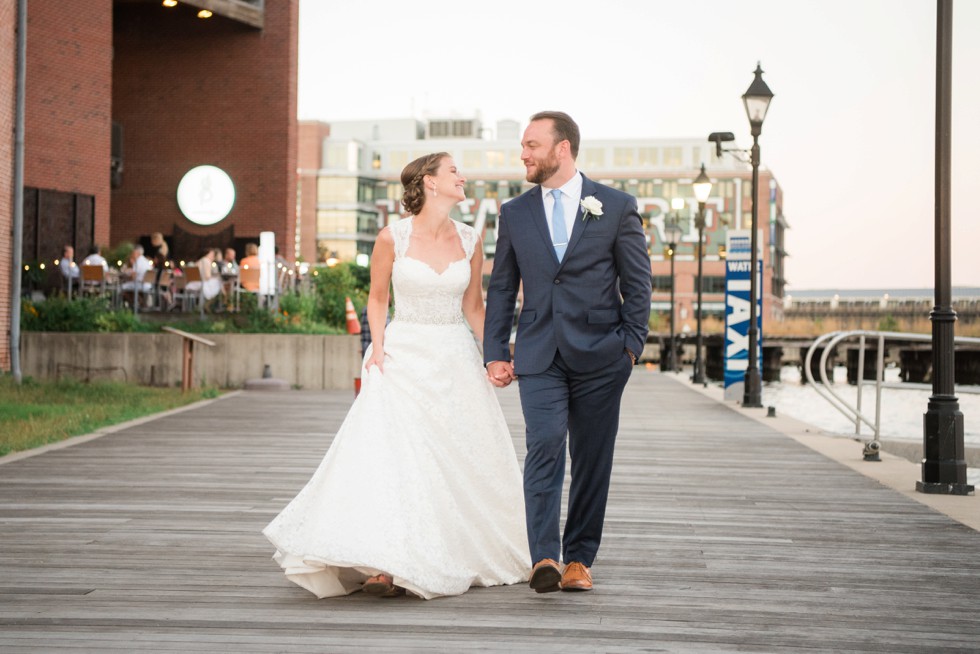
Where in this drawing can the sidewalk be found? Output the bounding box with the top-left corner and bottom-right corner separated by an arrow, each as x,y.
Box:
1,370 -> 978,652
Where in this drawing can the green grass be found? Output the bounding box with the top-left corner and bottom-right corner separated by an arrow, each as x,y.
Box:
0,376 -> 216,457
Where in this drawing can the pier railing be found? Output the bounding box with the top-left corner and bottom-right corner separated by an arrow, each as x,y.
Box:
804,330 -> 980,457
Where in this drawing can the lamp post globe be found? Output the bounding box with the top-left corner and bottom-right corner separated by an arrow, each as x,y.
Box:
691,164 -> 713,386
741,62 -> 773,408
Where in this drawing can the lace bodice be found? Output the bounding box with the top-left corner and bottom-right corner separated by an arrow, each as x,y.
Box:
389,218 -> 478,325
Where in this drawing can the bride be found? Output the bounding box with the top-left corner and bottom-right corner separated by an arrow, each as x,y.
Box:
263,152 -> 530,599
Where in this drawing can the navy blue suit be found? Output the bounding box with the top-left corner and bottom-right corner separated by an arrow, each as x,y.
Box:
484,173 -> 652,566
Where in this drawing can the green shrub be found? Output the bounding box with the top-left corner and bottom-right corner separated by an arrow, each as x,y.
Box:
94,308 -> 150,333
21,296 -> 153,333
21,296 -> 108,332
312,263 -> 368,329
279,290 -> 320,324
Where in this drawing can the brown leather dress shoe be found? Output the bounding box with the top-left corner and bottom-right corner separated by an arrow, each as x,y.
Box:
529,558 -> 562,593
560,562 -> 593,591
362,573 -> 405,598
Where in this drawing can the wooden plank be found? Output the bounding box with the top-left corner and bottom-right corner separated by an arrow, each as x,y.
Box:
0,373 -> 978,651
160,326 -> 216,348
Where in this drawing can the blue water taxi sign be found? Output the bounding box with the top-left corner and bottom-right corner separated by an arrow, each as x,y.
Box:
724,230 -> 763,401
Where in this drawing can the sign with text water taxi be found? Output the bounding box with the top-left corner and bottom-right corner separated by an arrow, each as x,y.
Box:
724,230 -> 763,401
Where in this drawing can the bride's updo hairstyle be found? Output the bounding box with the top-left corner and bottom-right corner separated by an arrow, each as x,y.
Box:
400,152 -> 450,216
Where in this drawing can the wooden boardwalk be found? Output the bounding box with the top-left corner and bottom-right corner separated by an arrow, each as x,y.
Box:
1,371 -> 978,653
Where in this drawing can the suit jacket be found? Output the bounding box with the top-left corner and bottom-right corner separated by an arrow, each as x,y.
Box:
484,173 -> 652,375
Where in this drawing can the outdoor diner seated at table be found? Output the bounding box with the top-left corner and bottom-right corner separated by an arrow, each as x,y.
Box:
120,246 -> 153,291
119,245 -> 153,309
59,244 -> 79,282
238,243 -> 261,292
81,244 -> 109,271
185,248 -> 226,310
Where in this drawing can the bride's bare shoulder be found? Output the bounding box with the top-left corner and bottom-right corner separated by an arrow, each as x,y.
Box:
371,226 -> 395,255
377,225 -> 395,243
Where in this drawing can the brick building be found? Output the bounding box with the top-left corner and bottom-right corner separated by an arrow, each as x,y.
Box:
111,0 -> 298,260
2,0 -> 298,371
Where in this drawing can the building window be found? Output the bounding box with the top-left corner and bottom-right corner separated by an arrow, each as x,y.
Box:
663,147 -> 683,167
652,275 -> 673,292
429,121 -> 450,138
429,119 -> 476,138
384,182 -> 403,202
582,148 -> 605,169
317,209 -> 356,234
357,210 -> 379,234
715,180 -> 734,202
357,178 -> 375,203
486,150 -> 506,169
317,177 -> 357,203
613,147 -> 634,167
697,275 -> 727,294
635,180 -> 660,197
638,147 -> 659,167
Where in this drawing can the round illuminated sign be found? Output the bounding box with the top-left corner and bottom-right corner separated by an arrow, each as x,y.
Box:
176,165 -> 236,226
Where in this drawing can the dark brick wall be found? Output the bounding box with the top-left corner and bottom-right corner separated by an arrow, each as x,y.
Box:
110,1 -> 298,263
23,0 -> 113,249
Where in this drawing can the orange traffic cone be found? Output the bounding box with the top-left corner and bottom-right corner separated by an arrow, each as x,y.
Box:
345,296 -> 361,335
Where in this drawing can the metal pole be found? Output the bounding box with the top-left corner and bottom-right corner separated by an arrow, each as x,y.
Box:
742,129 -> 763,407
693,203 -> 706,385
10,0 -> 27,384
918,0 -> 973,495
668,242 -> 676,372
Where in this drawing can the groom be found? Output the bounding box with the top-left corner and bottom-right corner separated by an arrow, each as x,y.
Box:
484,111 -> 651,593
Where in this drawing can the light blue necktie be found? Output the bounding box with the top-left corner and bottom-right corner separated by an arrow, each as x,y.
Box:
551,189 -> 568,261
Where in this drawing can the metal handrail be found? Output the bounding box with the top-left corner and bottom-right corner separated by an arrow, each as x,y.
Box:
804,330 -> 980,451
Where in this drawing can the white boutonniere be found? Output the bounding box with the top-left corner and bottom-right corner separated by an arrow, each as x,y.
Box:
580,196 -> 603,222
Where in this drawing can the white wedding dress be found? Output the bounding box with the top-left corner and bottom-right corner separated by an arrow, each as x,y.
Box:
263,218 -> 530,600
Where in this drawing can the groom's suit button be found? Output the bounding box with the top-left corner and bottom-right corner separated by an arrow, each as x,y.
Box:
554,279 -> 560,284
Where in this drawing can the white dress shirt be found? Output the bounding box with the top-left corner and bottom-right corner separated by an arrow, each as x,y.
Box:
82,254 -> 109,271
60,258 -> 79,279
541,171 -> 582,245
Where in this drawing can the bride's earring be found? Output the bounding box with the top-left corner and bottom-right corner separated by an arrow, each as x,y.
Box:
431,185 -> 438,198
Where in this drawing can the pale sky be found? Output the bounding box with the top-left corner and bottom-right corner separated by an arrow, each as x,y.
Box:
297,0 -> 980,291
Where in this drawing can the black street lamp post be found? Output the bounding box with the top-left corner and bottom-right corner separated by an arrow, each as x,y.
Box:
918,0 -> 973,495
664,203 -> 684,373
741,62 -> 773,408
692,164 -> 713,386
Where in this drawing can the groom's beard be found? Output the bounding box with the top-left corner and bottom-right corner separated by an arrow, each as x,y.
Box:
525,150 -> 561,185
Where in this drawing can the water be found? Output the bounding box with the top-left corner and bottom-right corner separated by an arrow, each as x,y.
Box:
762,365 -> 980,487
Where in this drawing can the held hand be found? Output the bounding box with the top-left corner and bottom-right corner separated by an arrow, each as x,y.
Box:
486,361 -> 515,388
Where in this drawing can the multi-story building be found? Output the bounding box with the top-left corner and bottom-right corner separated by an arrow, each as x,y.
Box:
297,117 -> 788,330
2,0 -> 298,370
